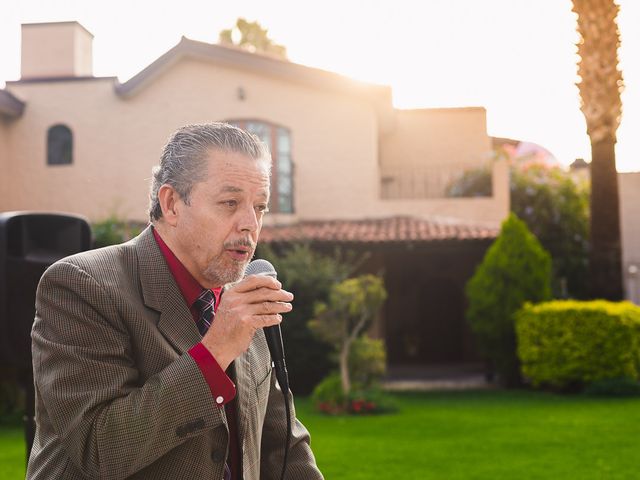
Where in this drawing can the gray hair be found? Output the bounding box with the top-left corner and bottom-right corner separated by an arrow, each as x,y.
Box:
149,122 -> 271,222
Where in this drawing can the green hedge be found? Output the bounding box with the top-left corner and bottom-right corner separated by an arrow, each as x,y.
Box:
516,300 -> 640,388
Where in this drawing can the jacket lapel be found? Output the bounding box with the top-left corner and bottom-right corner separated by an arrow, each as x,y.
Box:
135,226 -> 201,354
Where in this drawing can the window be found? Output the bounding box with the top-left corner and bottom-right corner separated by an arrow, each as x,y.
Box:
47,124 -> 73,166
228,120 -> 294,214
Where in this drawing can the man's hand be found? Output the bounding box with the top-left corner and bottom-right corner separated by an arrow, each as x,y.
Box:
201,274 -> 293,370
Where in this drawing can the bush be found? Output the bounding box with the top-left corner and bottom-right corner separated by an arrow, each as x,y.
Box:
466,213 -> 552,386
349,336 -> 386,388
311,373 -> 346,414
347,386 -> 397,415
311,373 -> 396,415
0,376 -> 24,424
92,214 -> 143,248
584,377 -> 640,397
516,300 -> 640,390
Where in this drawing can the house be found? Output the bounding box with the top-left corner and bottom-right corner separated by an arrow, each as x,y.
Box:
619,172 -> 640,304
0,21 -> 510,368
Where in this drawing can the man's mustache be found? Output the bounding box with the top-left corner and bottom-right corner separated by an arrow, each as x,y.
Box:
224,239 -> 256,250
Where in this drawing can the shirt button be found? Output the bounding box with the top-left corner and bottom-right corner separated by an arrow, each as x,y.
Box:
216,396 -> 224,405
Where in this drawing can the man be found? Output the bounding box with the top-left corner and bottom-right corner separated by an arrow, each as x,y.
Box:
27,123 -> 323,479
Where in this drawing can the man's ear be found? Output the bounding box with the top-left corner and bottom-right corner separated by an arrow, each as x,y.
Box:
157,184 -> 181,227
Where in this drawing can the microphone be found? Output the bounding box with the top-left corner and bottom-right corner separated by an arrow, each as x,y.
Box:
244,259 -> 289,393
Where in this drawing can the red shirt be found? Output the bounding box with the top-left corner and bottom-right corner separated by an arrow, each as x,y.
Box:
152,227 -> 241,478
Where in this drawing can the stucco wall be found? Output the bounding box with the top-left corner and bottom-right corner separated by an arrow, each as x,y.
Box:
620,172 -> 640,304
375,106 -> 507,225
5,57 -> 379,222
379,108 -> 491,168
4,78 -> 124,219
3,55 -> 508,228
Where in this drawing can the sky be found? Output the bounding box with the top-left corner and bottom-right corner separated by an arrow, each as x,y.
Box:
1,0 -> 638,172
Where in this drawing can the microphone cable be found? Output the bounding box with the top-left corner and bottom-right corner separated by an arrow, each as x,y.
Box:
279,386 -> 292,480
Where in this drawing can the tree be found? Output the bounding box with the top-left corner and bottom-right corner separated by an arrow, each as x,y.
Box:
257,244 -> 360,394
510,164 -> 590,299
572,0 -> 624,300
466,214 -> 552,386
447,162 -> 590,299
219,18 -> 287,59
310,275 -> 387,396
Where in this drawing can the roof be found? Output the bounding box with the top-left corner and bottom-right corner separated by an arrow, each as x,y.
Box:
0,89 -> 25,118
4,32 -> 394,130
115,37 -> 394,131
7,76 -> 116,85
260,216 -> 499,244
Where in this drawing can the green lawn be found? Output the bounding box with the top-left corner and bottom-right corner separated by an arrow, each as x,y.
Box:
0,423 -> 25,479
297,390 -> 640,480
2,390 -> 639,479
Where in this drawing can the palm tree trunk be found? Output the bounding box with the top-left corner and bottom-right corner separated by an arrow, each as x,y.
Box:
589,136 -> 623,300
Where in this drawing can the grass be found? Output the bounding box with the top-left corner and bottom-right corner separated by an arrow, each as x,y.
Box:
296,390 -> 640,479
0,420 -> 25,480
1,390 -> 640,479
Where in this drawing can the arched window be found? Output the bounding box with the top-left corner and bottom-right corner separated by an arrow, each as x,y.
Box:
47,124 -> 73,165
228,120 -> 293,214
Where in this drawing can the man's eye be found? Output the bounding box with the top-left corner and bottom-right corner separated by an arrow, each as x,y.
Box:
222,200 -> 237,208
256,204 -> 269,213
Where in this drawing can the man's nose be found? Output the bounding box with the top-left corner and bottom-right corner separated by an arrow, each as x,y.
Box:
238,205 -> 259,232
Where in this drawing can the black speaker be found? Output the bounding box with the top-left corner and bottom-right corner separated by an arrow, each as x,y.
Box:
0,211 -> 91,461
0,212 -> 91,369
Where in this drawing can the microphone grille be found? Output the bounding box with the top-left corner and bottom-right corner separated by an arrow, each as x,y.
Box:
245,259 -> 277,278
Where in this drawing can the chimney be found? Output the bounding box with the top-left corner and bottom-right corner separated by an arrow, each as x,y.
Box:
21,21 -> 93,79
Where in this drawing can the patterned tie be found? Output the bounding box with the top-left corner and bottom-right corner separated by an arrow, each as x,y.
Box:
193,289 -> 232,480
194,289 -> 215,335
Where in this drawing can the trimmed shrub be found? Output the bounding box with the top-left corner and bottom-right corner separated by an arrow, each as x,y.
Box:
516,300 -> 640,390
466,213 -> 552,386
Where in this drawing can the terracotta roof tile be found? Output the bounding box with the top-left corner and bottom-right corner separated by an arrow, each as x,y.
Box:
260,216 -> 499,244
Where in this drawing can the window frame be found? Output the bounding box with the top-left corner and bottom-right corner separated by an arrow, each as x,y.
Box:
227,119 -> 294,214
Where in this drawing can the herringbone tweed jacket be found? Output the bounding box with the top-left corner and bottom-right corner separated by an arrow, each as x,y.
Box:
27,227 -> 323,480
